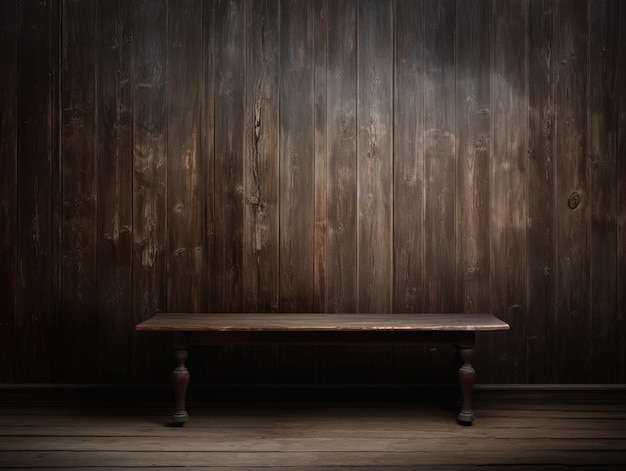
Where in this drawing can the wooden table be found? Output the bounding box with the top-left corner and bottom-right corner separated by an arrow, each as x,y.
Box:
136,313 -> 509,426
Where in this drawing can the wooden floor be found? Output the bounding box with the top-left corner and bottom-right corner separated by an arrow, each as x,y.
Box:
0,388 -> 624,470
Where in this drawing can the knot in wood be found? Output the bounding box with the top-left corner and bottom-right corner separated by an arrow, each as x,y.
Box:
567,191 -> 580,209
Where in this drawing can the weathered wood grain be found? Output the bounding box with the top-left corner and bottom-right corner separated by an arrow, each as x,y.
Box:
588,0 -> 619,383
0,0 -> 17,383
357,0 -> 393,314
326,0 -> 357,313
490,0 -> 527,383
96,0 -> 133,382
280,0 -> 315,312
423,0 -> 455,314
526,0 -> 555,384
132,0 -> 168,381
244,0 -> 280,313
137,312 -> 508,332
167,0 -> 204,313
455,0 -> 491,316
214,0 -> 245,313
617,0 -> 626,384
553,0 -> 590,383
393,0 -> 424,314
202,0 -> 216,312
313,0 -> 328,313
16,0 -> 54,382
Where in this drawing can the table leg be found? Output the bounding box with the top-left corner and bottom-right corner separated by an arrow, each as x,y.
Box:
172,336 -> 190,425
457,346 -> 475,425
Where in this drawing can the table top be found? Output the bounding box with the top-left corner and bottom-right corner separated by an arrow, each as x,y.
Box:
136,313 -> 510,332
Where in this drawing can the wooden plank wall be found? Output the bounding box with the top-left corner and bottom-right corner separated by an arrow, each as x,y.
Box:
0,0 -> 625,385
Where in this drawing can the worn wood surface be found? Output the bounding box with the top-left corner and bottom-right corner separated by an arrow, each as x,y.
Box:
280,0 -> 315,313
1,0 -> 626,386
526,0 -> 555,384
0,0 -> 17,383
96,0 -> 133,382
131,0 -> 168,382
490,0 -> 527,383
394,0 -> 424,315
357,0 -> 393,314
244,0 -> 280,313
18,0 -> 55,383
588,0 -> 619,384
136,313 -> 509,332
167,0 -> 204,314
423,0 -> 455,315
326,0 -> 357,314
455,0 -> 491,315
553,0 -> 590,383
0,391 -> 624,469
619,0 -> 626,384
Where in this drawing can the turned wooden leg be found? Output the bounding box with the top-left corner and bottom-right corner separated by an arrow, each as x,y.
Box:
172,347 -> 190,425
457,346 -> 475,425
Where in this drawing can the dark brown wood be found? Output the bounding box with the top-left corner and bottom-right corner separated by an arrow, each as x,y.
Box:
526,0 -> 555,384
244,0 -> 280,313
619,0 -> 626,384
17,0 -> 55,382
357,0 -> 393,313
457,347 -> 475,425
202,0 -> 216,313
96,0 -> 133,382
137,313 -> 509,332
326,0 -> 357,313
280,0 -> 315,312
490,0 -> 527,383
455,0 -> 491,315
588,0 -> 619,383
61,0 -> 98,382
394,0 -> 424,314
214,0 -> 245,313
3,0 -> 626,387
167,0 -> 204,313
1,392 -> 625,468
132,0 -> 168,382
423,0 -> 455,314
137,313 -> 504,424
171,340 -> 190,425
0,0 -> 17,383
313,0 -> 328,313
553,0 -> 590,383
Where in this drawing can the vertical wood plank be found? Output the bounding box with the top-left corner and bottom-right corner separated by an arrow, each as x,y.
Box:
96,0 -> 133,382
394,0 -> 425,314
167,0 -> 204,313
215,0 -> 245,313
313,0 -> 328,313
132,0 -> 168,381
526,0 -> 555,384
0,0 -> 18,382
553,0 -> 590,383
455,0 -> 491,315
423,0 -> 455,313
357,0 -> 393,314
16,0 -> 55,382
491,0 -> 527,383
280,0 -> 315,312
244,0 -> 280,313
588,0 -> 619,383
203,0 -> 216,313
618,0 -> 626,383
61,0 -> 97,381
326,0 -> 357,313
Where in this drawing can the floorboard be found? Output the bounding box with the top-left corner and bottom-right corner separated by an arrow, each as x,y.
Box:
0,389 -> 624,469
